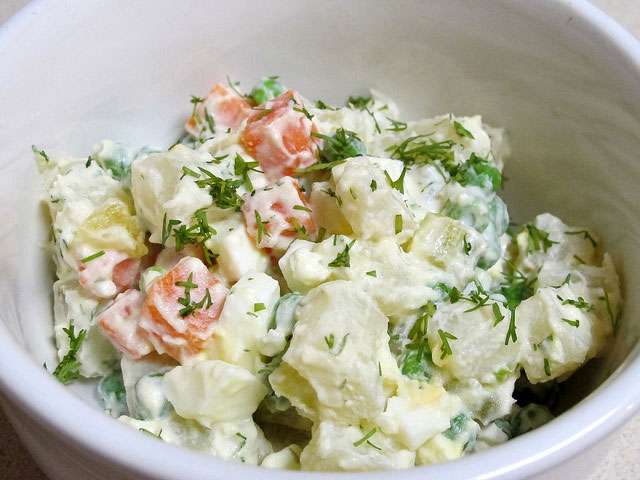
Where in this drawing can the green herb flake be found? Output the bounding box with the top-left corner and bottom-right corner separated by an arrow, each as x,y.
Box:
233,154 -> 260,192
346,95 -> 373,110
301,128 -> 366,172
370,179 -> 378,192
453,120 -> 475,139
437,329 -> 457,359
254,210 -> 270,245
505,307 -> 518,345
204,107 -> 216,132
293,204 -> 312,213
526,224 -> 558,253
573,254 -> 587,265
195,167 -> 244,211
385,117 -> 407,132
463,235 -> 472,255
315,99 -> 335,110
353,427 -> 377,447
53,325 -> 87,384
324,334 -> 335,349
384,166 -> 408,193
180,166 -> 200,180
81,250 -> 105,263
556,295 -> 594,312
492,303 -> 505,326
253,303 -> 266,312
436,283 -> 462,304
495,367 -> 511,382
562,318 -> 580,327
394,214 -> 403,235
386,136 -> 455,168
328,239 -> 355,268
32,145 -> 50,163
366,270 -> 377,277
544,358 -> 552,376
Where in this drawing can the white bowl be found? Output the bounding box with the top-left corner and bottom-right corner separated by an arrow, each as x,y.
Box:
1,1 -> 639,479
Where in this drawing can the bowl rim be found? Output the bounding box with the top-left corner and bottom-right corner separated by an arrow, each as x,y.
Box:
1,0 -> 639,479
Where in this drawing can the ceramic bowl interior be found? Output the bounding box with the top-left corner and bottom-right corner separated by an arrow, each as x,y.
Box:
1,1 -> 639,479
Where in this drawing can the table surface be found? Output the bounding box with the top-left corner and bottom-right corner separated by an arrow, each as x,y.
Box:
1,1 -> 639,479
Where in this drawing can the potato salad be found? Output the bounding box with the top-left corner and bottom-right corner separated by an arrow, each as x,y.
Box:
37,77 -> 622,471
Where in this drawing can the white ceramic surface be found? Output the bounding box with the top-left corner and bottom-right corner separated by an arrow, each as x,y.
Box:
1,1 -> 639,479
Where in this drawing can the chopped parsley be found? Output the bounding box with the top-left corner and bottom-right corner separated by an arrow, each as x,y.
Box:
573,254 -> 587,265
364,106 -> 381,134
394,214 -> 403,234
385,117 -> 407,132
195,167 -> 244,210
226,75 -> 245,98
562,318 -> 580,327
180,166 -> 200,179
370,179 -> 378,191
254,210 -> 270,245
464,282 -> 492,312
353,427 -> 378,447
453,120 -> 475,139
324,334 -> 335,349
437,283 -> 462,303
325,333 -> 349,355
366,270 -> 377,277
401,304 -> 437,381
248,76 -> 285,105
32,145 -> 50,163
80,250 -> 105,263
233,154 -> 260,192
463,235 -> 472,255
304,128 -> 366,170
500,263 -> 536,309
525,224 -> 558,253
204,107 -> 216,132
53,325 -> 87,384
235,432 -> 247,452
328,240 -> 355,268
346,95 -> 373,110
456,153 -> 503,191
386,135 -> 455,168
175,273 -> 198,316
557,295 -> 594,312
544,358 -> 552,376
163,209 -> 217,264
505,307 -> 518,345
253,303 -> 266,312
292,100 -> 314,121
314,99 -> 335,110
437,329 -> 457,359
492,303 -> 505,326
384,166 -> 408,193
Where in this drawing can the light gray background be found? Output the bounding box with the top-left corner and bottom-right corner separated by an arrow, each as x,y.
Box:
0,1 -> 638,479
